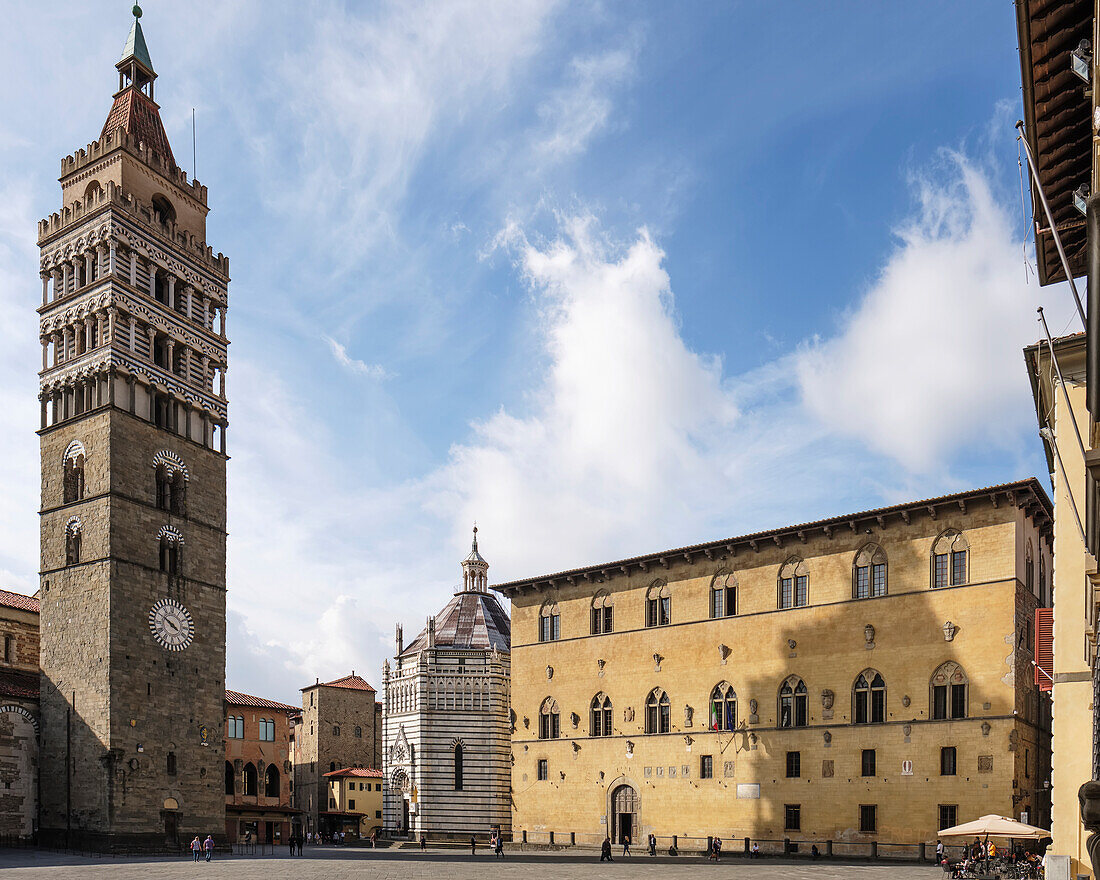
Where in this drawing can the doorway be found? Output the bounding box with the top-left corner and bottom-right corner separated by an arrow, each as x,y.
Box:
611,784 -> 638,845
164,812 -> 178,846
402,798 -> 410,833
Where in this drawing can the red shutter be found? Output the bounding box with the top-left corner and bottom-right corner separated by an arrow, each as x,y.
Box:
1034,608 -> 1054,691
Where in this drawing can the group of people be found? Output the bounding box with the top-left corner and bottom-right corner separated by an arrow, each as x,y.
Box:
937,838 -> 1046,879
189,836 -> 215,862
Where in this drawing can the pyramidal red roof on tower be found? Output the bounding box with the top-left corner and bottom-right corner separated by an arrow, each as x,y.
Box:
101,87 -> 175,167
303,673 -> 377,693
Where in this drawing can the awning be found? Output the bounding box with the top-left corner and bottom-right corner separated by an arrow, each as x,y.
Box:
938,814 -> 1050,840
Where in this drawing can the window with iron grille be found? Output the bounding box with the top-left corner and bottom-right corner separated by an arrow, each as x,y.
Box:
785,804 -> 801,832
860,804 -> 877,833
786,751 -> 800,778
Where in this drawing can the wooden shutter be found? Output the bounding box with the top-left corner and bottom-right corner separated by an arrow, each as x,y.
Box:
1034,608 -> 1054,692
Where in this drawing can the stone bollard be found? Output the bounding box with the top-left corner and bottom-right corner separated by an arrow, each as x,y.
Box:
522,830 -> 527,844
871,841 -> 878,860
745,837 -> 751,853
549,831 -> 554,845
784,838 -> 791,855
826,841 -> 833,857
570,832 -> 576,846
707,836 -> 713,857
920,842 -> 927,862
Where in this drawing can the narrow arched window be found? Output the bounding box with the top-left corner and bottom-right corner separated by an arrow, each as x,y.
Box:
710,572 -> 737,618
645,688 -> 670,734
853,544 -> 887,599
265,763 -> 280,797
329,762 -> 336,773
778,558 -> 809,609
1025,540 -> 1035,594
454,743 -> 464,791
590,693 -> 613,736
932,530 -> 969,588
853,671 -> 887,724
710,683 -> 737,730
779,677 -> 808,728
225,761 -> 235,795
646,581 -> 671,627
63,443 -> 86,503
166,751 -> 177,776
159,534 -> 182,576
931,661 -> 968,720
65,518 -> 82,566
354,726 -> 362,738
591,590 -> 614,634
539,698 -> 560,739
539,601 -> 560,642
155,465 -> 170,510
243,762 -> 257,796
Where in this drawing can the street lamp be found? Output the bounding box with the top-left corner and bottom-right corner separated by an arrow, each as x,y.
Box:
1072,39 -> 1093,84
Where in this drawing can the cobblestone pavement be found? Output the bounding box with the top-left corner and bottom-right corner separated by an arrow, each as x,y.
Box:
0,847 -> 944,880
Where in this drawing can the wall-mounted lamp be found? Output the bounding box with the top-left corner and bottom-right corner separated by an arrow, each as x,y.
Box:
1075,183 -> 1090,216
1072,40 -> 1093,84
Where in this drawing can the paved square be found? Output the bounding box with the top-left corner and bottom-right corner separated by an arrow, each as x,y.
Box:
0,847 -> 945,880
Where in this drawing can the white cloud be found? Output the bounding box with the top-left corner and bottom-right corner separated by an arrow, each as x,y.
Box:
323,335 -> 391,379
795,153 -> 1074,473
533,38 -> 640,161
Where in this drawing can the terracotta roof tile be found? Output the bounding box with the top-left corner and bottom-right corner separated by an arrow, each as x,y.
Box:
100,88 -> 175,166
0,590 -> 39,614
0,670 -> 39,700
224,689 -> 298,712
323,767 -> 383,778
303,673 -> 377,693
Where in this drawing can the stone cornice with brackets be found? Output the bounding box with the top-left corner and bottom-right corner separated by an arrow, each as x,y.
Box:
39,347 -> 228,419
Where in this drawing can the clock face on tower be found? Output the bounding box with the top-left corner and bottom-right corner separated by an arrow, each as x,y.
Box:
148,599 -> 195,651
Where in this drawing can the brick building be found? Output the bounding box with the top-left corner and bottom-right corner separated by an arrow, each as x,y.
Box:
497,480 -> 1053,849
0,589 -> 41,839
224,690 -> 299,844
293,674 -> 382,835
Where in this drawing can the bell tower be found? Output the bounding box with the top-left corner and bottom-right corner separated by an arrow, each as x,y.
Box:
36,6 -> 229,849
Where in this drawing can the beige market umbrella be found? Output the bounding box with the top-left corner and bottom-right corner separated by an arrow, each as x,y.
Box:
937,815 -> 1050,841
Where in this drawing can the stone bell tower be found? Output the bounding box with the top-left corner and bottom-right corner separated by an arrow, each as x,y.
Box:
36,7 -> 229,849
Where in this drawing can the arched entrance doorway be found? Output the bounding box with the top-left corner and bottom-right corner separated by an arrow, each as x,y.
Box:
611,784 -> 638,845
392,770 -> 410,834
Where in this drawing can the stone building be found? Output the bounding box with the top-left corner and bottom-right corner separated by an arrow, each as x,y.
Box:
0,589 -> 41,840
224,690 -> 299,844
36,8 -> 230,848
293,673 -> 382,836
382,529 -> 511,838
496,481 -> 1053,849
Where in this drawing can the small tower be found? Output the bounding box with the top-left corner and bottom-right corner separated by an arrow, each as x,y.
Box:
462,526 -> 489,592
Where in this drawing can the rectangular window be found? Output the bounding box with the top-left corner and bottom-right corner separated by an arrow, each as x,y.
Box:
349,800 -> 355,810
950,683 -> 966,719
933,685 -> 947,720
537,759 -> 548,781
860,805 -> 877,833
795,575 -> 807,607
779,577 -> 795,609
939,805 -> 957,830
700,755 -> 713,779
646,597 -> 670,627
539,615 -> 560,642
855,566 -> 870,599
591,606 -> 614,635
934,553 -> 949,588
940,746 -> 957,776
376,810 -> 382,819
871,562 -> 886,597
785,804 -> 801,832
4,634 -> 12,662
861,749 -> 876,777
951,550 -> 967,585
591,608 -> 600,635
602,606 -> 613,633
711,588 -> 724,618
786,751 -> 801,778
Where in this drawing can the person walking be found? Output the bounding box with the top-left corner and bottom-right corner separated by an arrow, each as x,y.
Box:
470,834 -> 477,856
622,832 -> 631,857
648,833 -> 657,856
495,834 -> 505,859
420,832 -> 427,851
190,836 -> 202,862
203,835 -> 214,862
600,837 -> 614,862
937,840 -> 945,863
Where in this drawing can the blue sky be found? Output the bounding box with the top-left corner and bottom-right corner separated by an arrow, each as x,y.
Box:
0,1 -> 1076,702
